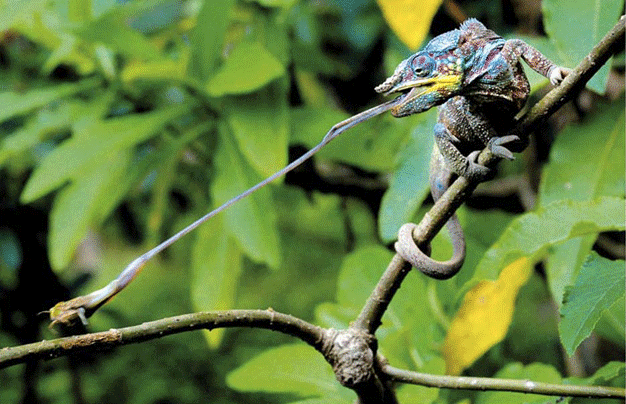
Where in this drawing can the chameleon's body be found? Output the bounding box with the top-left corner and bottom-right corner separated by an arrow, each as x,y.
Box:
377,19 -> 569,278
49,19 -> 568,325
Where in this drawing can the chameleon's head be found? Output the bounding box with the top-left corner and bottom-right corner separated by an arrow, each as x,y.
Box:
376,19 -> 499,117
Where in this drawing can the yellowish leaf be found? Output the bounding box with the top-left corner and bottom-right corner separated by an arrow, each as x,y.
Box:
442,257 -> 532,375
376,0 -> 443,50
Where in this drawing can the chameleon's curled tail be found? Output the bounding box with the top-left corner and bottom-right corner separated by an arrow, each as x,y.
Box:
394,217 -> 465,280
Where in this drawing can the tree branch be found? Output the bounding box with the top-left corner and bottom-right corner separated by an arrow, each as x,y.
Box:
354,15 -> 625,335
383,365 -> 626,399
0,310 -> 325,370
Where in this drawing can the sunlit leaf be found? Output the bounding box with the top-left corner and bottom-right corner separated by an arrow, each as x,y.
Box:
443,257 -> 532,375
48,151 -> 130,270
189,0 -> 234,80
376,0 -> 442,50
206,41 -> 285,96
191,214 -> 243,349
20,105 -> 187,203
559,252 -> 625,356
211,126 -> 281,269
227,343 -> 354,402
225,83 -> 288,177
0,81 -> 94,124
542,0 -> 623,93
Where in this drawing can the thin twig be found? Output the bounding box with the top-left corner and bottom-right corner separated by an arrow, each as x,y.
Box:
0,310 -> 325,370
383,365 -> 626,399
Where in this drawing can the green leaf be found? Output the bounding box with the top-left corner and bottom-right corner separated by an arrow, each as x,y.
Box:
48,151 -> 130,270
0,81 -> 93,123
378,107 -> 436,242
74,9 -> 161,60
191,214 -> 243,349
226,343 -> 354,402
225,83 -> 289,177
20,105 -> 187,203
539,99 -> 625,205
539,99 -> 624,307
476,362 -> 562,404
189,0 -> 234,80
542,0 -> 623,93
471,197 -> 625,283
211,126 -> 281,269
206,42 -> 285,96
559,252 -> 625,356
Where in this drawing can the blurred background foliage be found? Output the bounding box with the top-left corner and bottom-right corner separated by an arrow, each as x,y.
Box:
0,0 -> 624,403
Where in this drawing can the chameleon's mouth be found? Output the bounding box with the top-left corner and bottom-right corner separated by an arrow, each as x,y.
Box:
382,74 -> 463,115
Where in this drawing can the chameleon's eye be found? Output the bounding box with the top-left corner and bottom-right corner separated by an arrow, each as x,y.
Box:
410,54 -> 435,77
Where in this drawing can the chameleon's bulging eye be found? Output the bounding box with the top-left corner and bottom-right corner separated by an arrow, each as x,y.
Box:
411,54 -> 435,77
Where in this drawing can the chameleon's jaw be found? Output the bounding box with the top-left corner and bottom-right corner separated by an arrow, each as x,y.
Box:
381,74 -> 463,117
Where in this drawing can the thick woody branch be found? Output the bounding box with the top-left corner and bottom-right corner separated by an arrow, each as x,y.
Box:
0,310 -> 324,370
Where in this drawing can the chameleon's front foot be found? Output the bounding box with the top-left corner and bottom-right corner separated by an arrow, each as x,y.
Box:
549,66 -> 572,86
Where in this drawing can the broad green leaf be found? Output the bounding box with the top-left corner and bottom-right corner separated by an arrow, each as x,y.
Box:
48,150 -> 130,270
191,214 -> 243,349
476,362 -> 562,404
206,42 -> 285,96
74,10 -> 161,60
539,99 -> 625,205
542,0 -> 623,93
20,105 -> 187,203
539,99 -> 624,307
471,197 -> 625,283
225,83 -> 288,177
226,343 -> 354,402
189,0 -> 234,80
443,257 -> 532,375
376,0 -> 442,50
378,107 -> 436,242
559,252 -> 625,356
211,126 -> 281,269
0,81 -> 94,123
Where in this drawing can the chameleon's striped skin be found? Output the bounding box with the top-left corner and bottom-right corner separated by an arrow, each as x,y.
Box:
379,19 -> 569,279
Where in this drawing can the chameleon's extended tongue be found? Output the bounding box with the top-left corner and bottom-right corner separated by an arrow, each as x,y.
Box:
48,95 -> 405,327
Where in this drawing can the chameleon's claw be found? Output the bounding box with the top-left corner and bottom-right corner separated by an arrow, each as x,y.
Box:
463,150 -> 492,182
488,135 -> 519,160
549,66 -> 572,86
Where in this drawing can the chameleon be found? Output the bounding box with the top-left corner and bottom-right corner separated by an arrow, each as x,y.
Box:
377,18 -> 570,279
48,19 -> 569,326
